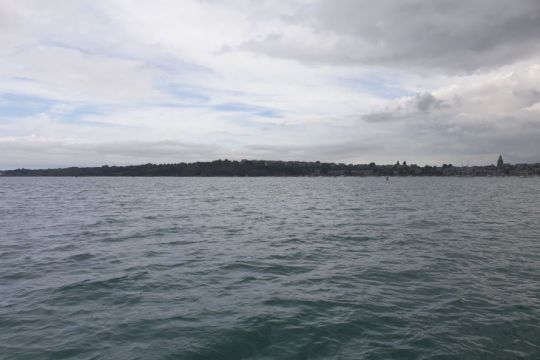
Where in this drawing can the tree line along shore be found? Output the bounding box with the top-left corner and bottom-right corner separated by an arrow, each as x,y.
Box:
2,158 -> 539,177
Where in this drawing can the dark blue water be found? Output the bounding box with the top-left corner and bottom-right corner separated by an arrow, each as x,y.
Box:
1,177 -> 539,359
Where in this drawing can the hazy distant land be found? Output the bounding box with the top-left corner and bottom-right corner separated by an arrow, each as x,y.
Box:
2,158 -> 539,177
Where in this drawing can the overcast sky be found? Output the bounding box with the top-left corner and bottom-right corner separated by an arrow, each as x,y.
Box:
1,0 -> 540,168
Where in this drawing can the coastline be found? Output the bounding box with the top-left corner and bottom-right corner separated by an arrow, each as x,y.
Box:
2,159 -> 539,177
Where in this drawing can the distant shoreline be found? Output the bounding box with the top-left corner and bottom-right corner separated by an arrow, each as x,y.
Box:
2,159 -> 539,177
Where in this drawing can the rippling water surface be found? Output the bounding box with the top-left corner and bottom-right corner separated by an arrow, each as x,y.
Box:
1,177 -> 539,359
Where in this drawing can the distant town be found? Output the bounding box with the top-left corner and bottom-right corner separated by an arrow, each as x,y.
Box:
1,155 -> 539,177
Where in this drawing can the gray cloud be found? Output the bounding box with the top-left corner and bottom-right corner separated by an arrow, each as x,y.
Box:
0,139 -> 225,169
0,137 -> 384,169
363,92 -> 447,122
416,93 -> 445,113
244,141 -> 382,162
362,111 -> 403,123
406,121 -> 540,164
357,67 -> 540,164
239,0 -> 540,73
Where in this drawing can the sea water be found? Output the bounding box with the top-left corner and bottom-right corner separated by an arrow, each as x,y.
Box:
1,177 -> 539,359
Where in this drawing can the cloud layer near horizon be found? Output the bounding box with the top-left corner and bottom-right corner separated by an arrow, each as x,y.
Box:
1,0 -> 539,168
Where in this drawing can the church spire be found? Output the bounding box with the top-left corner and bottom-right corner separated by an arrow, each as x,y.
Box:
497,154 -> 504,168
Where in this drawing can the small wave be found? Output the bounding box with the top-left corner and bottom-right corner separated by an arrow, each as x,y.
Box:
54,271 -> 148,295
221,261 -> 313,275
66,253 -> 94,261
326,234 -> 373,242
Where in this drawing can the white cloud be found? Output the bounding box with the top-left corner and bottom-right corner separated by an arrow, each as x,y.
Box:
0,0 -> 539,168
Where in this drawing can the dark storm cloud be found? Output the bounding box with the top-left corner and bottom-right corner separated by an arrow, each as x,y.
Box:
239,0 -> 540,73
